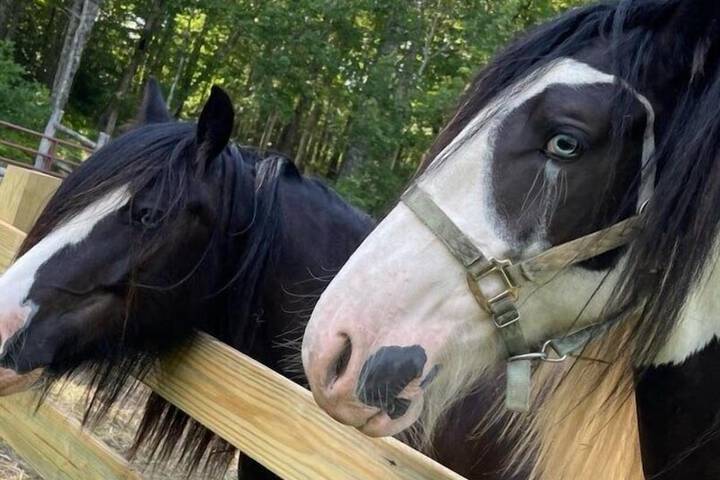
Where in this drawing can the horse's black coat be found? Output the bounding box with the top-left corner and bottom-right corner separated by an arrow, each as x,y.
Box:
636,340 -> 720,480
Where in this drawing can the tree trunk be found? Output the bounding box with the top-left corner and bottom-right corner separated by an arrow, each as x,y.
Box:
50,0 -> 82,95
310,119 -> 328,172
0,0 -> 10,35
294,102 -> 320,170
36,0 -> 102,169
333,113 -> 354,176
172,16 -> 212,118
337,12 -> 402,179
38,5 -> 64,86
141,7 -> 179,86
0,0 -> 20,41
258,111 -> 279,153
166,54 -> 186,109
100,0 -> 165,135
390,145 -> 403,172
276,96 -> 307,156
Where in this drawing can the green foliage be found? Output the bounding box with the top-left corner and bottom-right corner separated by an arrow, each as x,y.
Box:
334,159 -> 416,217
0,41 -> 49,130
1,0 -> 589,211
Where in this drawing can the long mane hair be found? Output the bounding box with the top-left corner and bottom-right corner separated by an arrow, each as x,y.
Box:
20,122 -> 300,474
414,1 -> 720,478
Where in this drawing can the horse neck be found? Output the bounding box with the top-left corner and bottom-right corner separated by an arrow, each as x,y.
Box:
257,177 -> 376,379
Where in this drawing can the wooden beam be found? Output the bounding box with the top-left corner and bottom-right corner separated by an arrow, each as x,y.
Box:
148,333 -> 466,480
0,120 -> 94,153
0,392 -> 143,480
0,156 -> 65,178
0,165 -> 61,233
0,219 -> 25,271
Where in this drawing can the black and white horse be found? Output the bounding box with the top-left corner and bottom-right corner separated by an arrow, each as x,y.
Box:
303,1 -> 720,478
0,83 -> 524,479
0,84 -> 374,476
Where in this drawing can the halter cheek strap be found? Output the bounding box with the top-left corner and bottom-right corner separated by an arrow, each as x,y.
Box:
402,184 -> 642,411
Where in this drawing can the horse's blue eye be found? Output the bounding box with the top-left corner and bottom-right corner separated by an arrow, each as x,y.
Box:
546,134 -> 582,159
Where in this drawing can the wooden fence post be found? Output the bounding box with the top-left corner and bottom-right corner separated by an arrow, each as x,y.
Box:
0,165 -> 61,233
35,109 -> 63,170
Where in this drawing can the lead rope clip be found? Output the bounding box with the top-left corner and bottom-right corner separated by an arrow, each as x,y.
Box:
505,340 -> 569,412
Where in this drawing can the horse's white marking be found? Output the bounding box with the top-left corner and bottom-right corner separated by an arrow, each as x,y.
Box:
0,187 -> 130,354
654,248 -> 720,365
303,58 -> 658,435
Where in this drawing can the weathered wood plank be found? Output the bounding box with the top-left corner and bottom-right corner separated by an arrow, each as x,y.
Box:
148,333 -> 465,480
0,219 -> 25,271
0,392 -> 143,480
0,165 -> 61,232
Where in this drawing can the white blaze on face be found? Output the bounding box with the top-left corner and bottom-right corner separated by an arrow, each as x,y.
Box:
303,58 -> 657,434
0,187 -> 130,354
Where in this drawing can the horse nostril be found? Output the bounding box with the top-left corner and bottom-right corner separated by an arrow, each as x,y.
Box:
330,335 -> 352,386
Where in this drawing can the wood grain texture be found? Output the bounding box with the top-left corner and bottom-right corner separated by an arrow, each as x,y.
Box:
0,165 -> 60,232
0,392 -> 143,480
148,333 -> 466,480
0,219 -> 25,271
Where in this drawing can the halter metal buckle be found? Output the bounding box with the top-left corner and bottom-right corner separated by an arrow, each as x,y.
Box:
467,257 -> 520,315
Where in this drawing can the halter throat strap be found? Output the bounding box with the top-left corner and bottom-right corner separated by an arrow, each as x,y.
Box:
401,184 -> 642,411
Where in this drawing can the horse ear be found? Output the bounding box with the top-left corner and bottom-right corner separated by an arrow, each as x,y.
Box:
195,86 -> 234,171
136,78 -> 171,125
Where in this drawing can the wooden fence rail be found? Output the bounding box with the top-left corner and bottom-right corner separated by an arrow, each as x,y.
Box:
0,165 -> 465,480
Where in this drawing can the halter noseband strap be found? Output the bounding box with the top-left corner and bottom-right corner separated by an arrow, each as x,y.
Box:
402,184 -> 642,411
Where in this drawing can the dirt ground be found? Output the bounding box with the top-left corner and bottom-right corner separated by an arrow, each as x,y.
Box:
0,379 -> 239,480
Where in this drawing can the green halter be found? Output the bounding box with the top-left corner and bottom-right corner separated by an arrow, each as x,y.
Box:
402,184 -> 642,411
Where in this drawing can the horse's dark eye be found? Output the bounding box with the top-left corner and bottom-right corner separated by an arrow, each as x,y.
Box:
546,134 -> 582,160
133,208 -> 163,228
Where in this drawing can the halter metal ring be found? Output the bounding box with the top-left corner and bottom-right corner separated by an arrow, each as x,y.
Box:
507,340 -> 568,364
540,340 -> 568,363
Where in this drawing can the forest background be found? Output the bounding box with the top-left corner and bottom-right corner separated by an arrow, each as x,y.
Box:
0,0 -> 588,215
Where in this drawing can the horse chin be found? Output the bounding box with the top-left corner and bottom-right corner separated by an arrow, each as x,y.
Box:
0,367 -> 42,396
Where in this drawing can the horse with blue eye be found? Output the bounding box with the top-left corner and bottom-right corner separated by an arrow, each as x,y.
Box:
0,80 -> 523,479
303,0 -> 720,479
